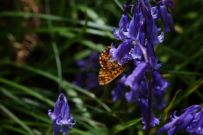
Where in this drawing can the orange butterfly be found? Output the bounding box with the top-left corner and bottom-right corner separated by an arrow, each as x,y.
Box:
98,47 -> 127,85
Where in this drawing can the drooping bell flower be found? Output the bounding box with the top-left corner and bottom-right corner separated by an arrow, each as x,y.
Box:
159,105 -> 203,135
48,93 -> 75,135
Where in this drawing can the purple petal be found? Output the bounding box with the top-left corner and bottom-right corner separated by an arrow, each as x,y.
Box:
159,105 -> 203,135
159,4 -> 174,32
110,40 -> 132,65
125,62 -> 148,88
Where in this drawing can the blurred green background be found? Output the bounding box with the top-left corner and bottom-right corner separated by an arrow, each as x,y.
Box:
0,0 -> 203,135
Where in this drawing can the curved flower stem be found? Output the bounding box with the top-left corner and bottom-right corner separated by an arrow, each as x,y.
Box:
135,40 -> 153,135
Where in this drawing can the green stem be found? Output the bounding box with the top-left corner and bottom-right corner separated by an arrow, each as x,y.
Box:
45,0 -> 62,91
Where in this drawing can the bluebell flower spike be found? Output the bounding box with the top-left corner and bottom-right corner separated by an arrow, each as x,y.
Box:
106,0 -> 174,129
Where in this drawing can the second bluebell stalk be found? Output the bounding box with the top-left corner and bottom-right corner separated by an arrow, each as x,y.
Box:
110,0 -> 174,130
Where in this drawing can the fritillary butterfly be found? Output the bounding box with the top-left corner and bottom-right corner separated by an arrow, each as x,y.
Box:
98,46 -> 127,85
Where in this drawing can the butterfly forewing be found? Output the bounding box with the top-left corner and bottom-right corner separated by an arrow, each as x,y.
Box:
99,47 -> 112,69
98,47 -> 126,85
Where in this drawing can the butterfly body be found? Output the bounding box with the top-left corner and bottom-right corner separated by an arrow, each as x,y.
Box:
98,47 -> 127,85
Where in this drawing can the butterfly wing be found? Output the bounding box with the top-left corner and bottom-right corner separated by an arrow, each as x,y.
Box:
98,47 -> 127,85
98,65 -> 126,85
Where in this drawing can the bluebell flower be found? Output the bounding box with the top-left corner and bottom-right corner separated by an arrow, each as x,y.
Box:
146,42 -> 159,69
125,73 -> 164,128
111,76 -> 126,101
110,0 -> 173,67
48,93 -> 75,135
128,1 -> 143,40
143,0 -> 161,45
158,0 -> 174,32
113,14 -> 130,40
129,0 -> 162,45
73,52 -> 99,89
137,98 -> 160,129
159,105 -> 203,135
161,0 -> 174,8
106,0 -> 174,129
152,71 -> 169,109
110,41 -> 132,65
186,106 -> 203,134
125,62 -> 148,88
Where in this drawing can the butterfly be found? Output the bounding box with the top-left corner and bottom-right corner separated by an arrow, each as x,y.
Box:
98,46 -> 127,85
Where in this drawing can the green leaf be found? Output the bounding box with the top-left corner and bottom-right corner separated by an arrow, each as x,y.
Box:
0,104 -> 34,135
111,118 -> 141,134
